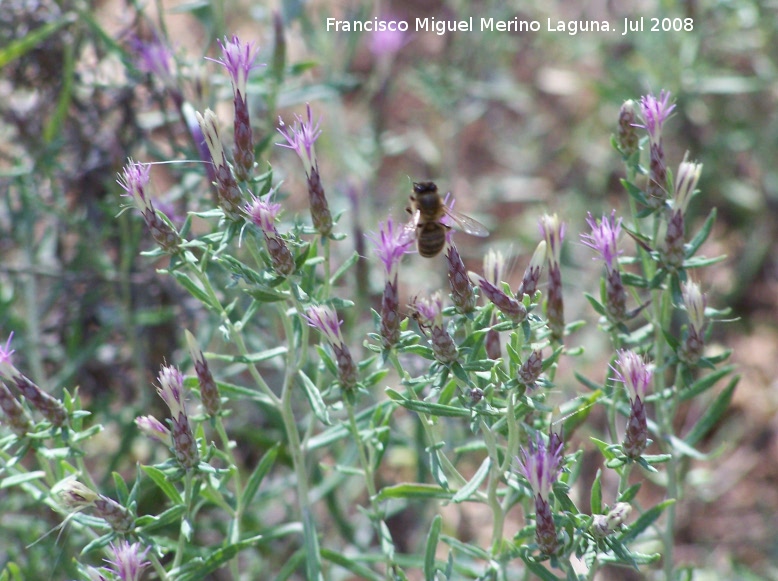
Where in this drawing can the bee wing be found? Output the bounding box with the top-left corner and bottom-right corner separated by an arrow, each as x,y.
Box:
443,207 -> 489,237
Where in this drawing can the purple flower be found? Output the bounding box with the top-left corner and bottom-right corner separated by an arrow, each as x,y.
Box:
246,194 -> 283,232
277,103 -> 322,176
209,35 -> 262,100
156,365 -> 186,418
635,90 -> 675,143
135,415 -> 173,447
612,350 -> 653,400
303,305 -> 345,347
104,540 -> 151,581
117,160 -> 153,214
412,292 -> 444,327
581,210 -> 623,272
0,332 -> 19,380
130,33 -> 174,83
303,305 -> 358,388
517,432 -> 564,501
368,216 -> 414,279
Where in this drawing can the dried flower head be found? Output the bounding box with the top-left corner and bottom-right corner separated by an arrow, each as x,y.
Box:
674,156 -> 703,215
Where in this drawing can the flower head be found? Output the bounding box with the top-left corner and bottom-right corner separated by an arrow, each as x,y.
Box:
210,35 -> 262,100
303,305 -> 345,347
674,157 -> 702,215
196,108 -> 226,168
130,33 -> 174,83
581,210 -> 623,271
277,104 -> 322,176
613,350 -> 653,400
517,240 -> 546,297
636,90 -> 675,143
368,216 -> 414,279
135,415 -> 173,447
412,292 -> 444,328
246,194 -> 283,232
539,214 -> 565,268
156,365 -> 186,419
104,541 -> 151,581
58,479 -> 98,511
117,160 -> 153,214
517,432 -> 564,501
682,280 -> 707,335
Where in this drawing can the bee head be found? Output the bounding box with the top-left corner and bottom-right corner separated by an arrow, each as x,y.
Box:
412,181 -> 438,195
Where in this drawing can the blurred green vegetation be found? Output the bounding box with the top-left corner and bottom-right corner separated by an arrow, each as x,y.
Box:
1,0 -> 775,578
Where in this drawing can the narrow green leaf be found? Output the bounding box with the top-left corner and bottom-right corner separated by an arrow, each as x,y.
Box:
618,499 -> 674,543
684,376 -> 738,446
319,548 -> 384,581
575,372 -> 602,392
169,271 -> 215,308
452,457 -> 490,503
590,469 -> 602,515
524,560 -> 562,581
1,471 -> 46,489
112,472 -> 129,504
0,17 -> 75,68
141,466 -> 183,505
376,483 -> 452,502
298,370 -> 330,425
385,388 -> 470,418
584,293 -> 607,316
617,483 -> 642,504
620,179 -> 648,206
685,208 -> 716,257
679,365 -> 735,401
135,505 -> 186,532
329,251 -> 359,286
424,515 -> 442,581
242,444 -> 280,507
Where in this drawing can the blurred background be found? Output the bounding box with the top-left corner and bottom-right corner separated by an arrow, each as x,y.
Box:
1,0 -> 777,578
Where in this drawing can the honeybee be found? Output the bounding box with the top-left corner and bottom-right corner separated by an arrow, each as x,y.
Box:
406,181 -> 489,258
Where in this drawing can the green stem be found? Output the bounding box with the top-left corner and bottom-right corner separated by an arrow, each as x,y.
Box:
172,471 -> 195,571
278,301 -> 322,580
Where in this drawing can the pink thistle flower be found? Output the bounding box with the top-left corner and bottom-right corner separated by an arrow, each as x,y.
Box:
277,103 -> 322,177
517,432 -> 564,501
635,90 -> 675,144
368,216 -> 414,280
613,350 -> 653,401
209,35 -> 263,100
104,540 -> 151,581
581,210 -> 622,272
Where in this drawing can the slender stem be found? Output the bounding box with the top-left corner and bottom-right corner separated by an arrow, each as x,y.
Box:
172,471 -> 195,571
481,417 -> 504,556
278,301 -> 322,580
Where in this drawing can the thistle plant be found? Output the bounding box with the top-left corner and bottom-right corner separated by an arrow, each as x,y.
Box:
0,22 -> 739,580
